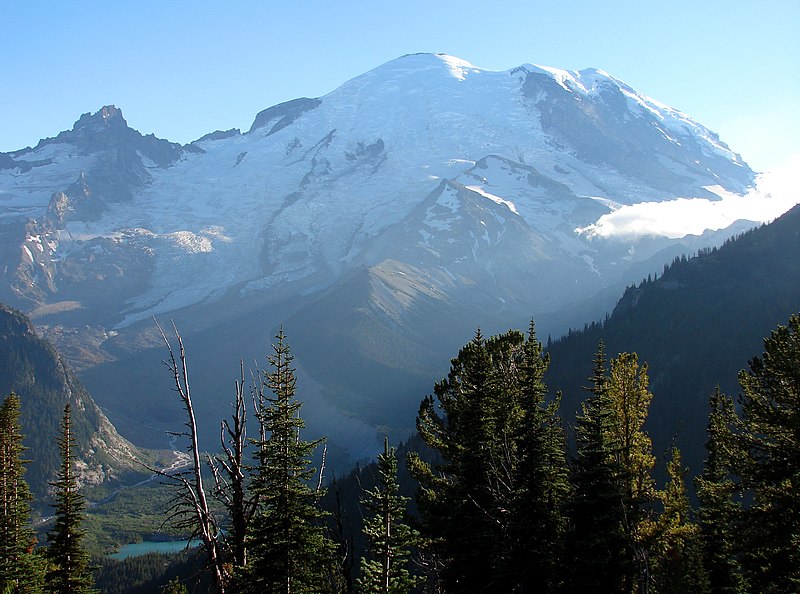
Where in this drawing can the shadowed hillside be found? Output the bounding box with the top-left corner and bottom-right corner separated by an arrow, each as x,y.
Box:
545,203 -> 800,478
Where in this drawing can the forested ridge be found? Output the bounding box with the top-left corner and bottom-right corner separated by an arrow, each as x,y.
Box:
547,203 -> 800,480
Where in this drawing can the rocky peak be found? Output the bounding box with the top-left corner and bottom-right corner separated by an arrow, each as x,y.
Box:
35,105 -> 136,154
0,302 -> 35,339
45,172 -> 99,227
33,105 -> 187,169
74,104 -> 128,132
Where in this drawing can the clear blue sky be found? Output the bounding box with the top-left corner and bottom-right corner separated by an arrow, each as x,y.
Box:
2,1 -> 798,172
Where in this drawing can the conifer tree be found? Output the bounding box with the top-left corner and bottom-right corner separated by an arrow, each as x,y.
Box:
45,403 -> 95,594
651,447 -> 707,594
0,393 -> 43,593
409,329 -> 524,593
695,387 -> 746,594
238,328 -> 336,594
508,322 -> 570,593
356,437 -> 421,594
735,313 -> 800,593
607,351 -> 658,592
162,577 -> 188,594
410,330 -> 493,591
567,342 -> 629,593
410,327 -> 570,592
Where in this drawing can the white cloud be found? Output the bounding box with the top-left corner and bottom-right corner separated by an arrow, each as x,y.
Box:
577,155 -> 800,240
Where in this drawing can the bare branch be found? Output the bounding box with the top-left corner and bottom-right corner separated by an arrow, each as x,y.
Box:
317,444 -> 328,492
153,317 -> 229,593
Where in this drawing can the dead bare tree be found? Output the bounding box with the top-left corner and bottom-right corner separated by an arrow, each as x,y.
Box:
207,360 -> 259,571
154,319 -> 229,594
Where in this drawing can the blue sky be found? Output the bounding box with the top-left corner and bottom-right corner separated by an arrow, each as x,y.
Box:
2,1 -> 798,172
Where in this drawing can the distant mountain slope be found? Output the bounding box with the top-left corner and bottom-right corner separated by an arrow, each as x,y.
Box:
545,204 -> 800,477
0,55 -> 753,327
0,53 -> 763,467
0,304 -> 146,505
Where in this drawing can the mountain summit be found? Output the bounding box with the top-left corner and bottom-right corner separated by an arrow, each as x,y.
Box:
0,54 -> 760,463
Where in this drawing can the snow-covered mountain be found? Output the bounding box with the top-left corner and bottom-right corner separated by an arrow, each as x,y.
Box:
0,54 -> 756,466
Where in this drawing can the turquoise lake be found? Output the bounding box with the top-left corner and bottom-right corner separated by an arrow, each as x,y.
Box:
110,539 -> 197,560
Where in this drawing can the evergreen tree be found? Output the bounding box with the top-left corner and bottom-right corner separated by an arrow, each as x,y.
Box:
607,352 -> 658,592
356,438 -> 422,594
237,329 -> 336,594
508,322 -> 570,593
162,577 -> 188,594
409,329 -> 524,592
695,387 -> 746,594
735,313 -> 800,593
410,327 -> 570,593
45,404 -> 95,594
409,332 -> 510,592
567,341 -> 629,593
651,447 -> 707,594
0,393 -> 43,593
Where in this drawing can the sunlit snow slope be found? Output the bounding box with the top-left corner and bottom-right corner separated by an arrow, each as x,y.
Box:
0,54 -> 753,324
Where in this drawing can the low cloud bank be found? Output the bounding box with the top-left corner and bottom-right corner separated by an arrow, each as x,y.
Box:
577,155 -> 800,240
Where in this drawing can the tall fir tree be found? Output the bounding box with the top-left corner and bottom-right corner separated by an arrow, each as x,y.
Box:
45,403 -> 95,594
409,329 -> 524,592
237,329 -> 336,594
567,341 -> 629,593
409,327 -> 570,593
695,387 -> 746,594
356,437 -> 422,594
508,322 -> 570,593
735,313 -> 800,593
409,330 -> 504,592
0,393 -> 43,593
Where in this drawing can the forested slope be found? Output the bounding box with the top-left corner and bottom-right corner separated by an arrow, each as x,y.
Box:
545,203 -> 800,477
0,304 -> 146,504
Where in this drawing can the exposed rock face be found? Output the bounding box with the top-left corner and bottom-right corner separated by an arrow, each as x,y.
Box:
45,173 -> 100,226
193,128 -> 241,143
521,68 -> 750,196
0,105 -> 185,311
37,105 -> 186,167
248,97 -> 323,135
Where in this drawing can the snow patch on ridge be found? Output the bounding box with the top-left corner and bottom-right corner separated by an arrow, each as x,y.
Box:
165,231 -> 214,253
464,185 -> 519,214
587,196 -> 623,211
437,54 -> 482,80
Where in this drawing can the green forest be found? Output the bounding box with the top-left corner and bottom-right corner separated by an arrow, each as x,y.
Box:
1,311 -> 798,593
